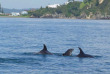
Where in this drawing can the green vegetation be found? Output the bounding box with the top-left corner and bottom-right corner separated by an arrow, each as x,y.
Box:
28,1 -> 81,18
80,2 -> 89,9
28,0 -> 110,19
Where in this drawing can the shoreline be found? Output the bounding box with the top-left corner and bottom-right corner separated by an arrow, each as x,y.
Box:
0,16 -> 110,20
0,16 -> 29,18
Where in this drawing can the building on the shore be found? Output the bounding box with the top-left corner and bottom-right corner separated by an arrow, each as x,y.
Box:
21,11 -> 28,15
65,2 -> 69,5
65,0 -> 82,5
47,4 -> 60,8
11,12 -> 20,16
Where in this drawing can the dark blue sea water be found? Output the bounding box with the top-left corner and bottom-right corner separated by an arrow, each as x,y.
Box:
0,18 -> 110,74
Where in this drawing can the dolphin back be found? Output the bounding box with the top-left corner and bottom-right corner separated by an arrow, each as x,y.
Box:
38,44 -> 52,55
63,49 -> 74,56
77,47 -> 93,58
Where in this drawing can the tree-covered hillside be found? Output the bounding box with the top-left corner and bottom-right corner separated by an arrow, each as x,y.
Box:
28,0 -> 110,19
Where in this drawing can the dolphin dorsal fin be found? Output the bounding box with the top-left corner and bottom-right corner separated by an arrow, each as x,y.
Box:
43,44 -> 47,51
78,47 -> 85,54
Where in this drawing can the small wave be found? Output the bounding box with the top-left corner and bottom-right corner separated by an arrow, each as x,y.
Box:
21,52 -> 36,55
0,58 -> 25,63
94,55 -> 102,58
105,61 -> 110,65
0,57 -> 42,66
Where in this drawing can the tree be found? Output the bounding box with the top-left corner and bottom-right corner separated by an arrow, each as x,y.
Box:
84,0 -> 92,3
95,0 -> 99,6
0,3 -> 1,12
1,8 -> 4,13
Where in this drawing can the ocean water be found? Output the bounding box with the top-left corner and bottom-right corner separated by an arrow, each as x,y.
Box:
0,18 -> 110,74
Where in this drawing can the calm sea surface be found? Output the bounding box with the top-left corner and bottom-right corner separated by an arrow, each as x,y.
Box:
0,18 -> 110,74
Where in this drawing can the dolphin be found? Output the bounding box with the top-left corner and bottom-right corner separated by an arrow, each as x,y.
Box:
63,49 -> 74,56
38,44 -> 53,55
77,47 -> 93,58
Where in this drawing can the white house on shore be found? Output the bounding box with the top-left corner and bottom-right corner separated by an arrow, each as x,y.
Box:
21,11 -> 28,15
11,12 -> 20,16
65,2 -> 69,5
47,4 -> 60,8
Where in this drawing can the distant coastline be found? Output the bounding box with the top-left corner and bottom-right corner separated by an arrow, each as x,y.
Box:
27,0 -> 110,20
0,0 -> 110,20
